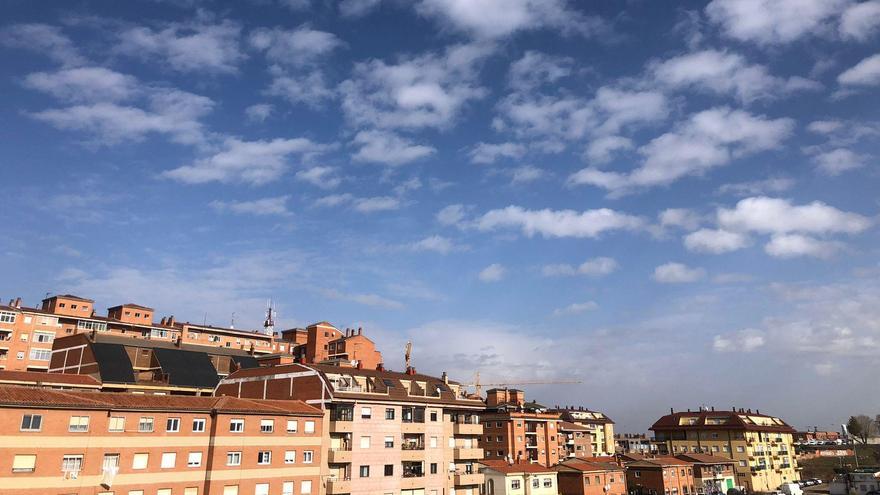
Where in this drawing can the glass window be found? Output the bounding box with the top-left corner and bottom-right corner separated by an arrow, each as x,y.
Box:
304,420 -> 315,433
385,464 -> 394,476
192,418 -> 206,432
227,452 -> 241,466
260,419 -> 274,433
20,414 -> 42,432
511,480 -> 521,489
301,480 -> 312,494
544,478 -> 553,487
282,482 -> 294,495
138,417 -> 154,432
532,478 -> 540,488
167,418 -> 180,432
157,490 -> 172,495
385,436 -> 395,448
109,416 -> 125,432
257,451 -> 272,464
230,419 -> 244,432
0,311 -> 16,323
255,484 -> 269,495
223,487 -> 238,495
285,450 -> 295,463
69,416 -> 90,432
132,453 -> 149,469
360,436 -> 371,449
360,465 -> 370,477
361,407 -> 372,419
385,408 -> 395,420
188,452 -> 202,467
286,420 -> 298,433
303,450 -> 313,463
29,348 -> 51,361
161,452 -> 176,468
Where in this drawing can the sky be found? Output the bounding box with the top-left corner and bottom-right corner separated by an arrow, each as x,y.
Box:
1,0 -> 879,433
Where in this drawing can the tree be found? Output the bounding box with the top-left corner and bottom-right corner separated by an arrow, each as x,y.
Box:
847,415 -> 877,444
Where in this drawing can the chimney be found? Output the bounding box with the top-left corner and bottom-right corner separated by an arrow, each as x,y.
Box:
356,360 -> 363,369
671,407 -> 674,414
376,363 -> 385,371
711,406 -> 715,411
13,297 -> 21,308
358,326 -> 362,336
160,317 -> 167,325
441,371 -> 448,385
756,409 -> 760,415
406,367 -> 416,375
167,315 -> 175,326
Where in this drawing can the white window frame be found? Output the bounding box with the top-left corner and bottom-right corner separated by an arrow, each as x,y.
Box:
68,415 -> 90,432
230,419 -> 244,433
166,417 -> 180,432
227,451 -> 242,466
303,450 -> 314,463
286,419 -> 298,433
192,418 -> 206,432
260,419 -> 274,433
160,452 -> 176,469
257,450 -> 272,465
188,452 -> 202,467
285,450 -> 296,463
304,420 -> 315,433
132,453 -> 149,470
138,417 -> 154,432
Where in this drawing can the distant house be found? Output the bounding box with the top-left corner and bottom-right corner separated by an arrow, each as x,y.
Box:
555,457 -> 627,495
480,460 -> 559,495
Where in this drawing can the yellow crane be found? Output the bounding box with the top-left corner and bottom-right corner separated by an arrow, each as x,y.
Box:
466,371 -> 582,397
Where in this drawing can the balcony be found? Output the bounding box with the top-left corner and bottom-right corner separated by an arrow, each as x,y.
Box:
401,474 -> 426,490
453,421 -> 483,435
327,478 -> 351,494
328,448 -> 352,463
454,447 -> 484,460
330,420 -> 353,433
454,472 -> 485,485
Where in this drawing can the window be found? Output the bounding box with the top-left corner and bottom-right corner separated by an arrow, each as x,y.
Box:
12,454 -> 36,473
430,411 -> 438,421
138,417 -> 154,432
385,408 -> 395,420
496,421 -> 503,428
301,480 -> 312,494
430,463 -> 438,474
108,416 -> 125,432
29,348 -> 51,361
257,450 -> 272,464
361,407 -> 372,419
360,436 -> 371,449
156,452 -> 176,469
360,465 -> 370,477
736,446 -> 745,453
286,419 -> 298,433
132,453 -> 149,469
532,478 -> 540,488
544,478 -> 553,488
20,414 -> 42,431
62,454 -> 83,474
34,332 -> 54,343
738,460 -> 747,467
511,480 -> 521,489
167,417 -> 180,432
260,419 -> 275,433
385,436 -> 395,448
187,452 -> 202,467
227,452 -> 241,466
208,335 -> 221,342
69,416 -> 90,432
230,419 -> 244,432
192,418 -> 206,432
223,487 -> 239,495
385,464 -> 394,476
129,491 -> 145,495
285,450 -> 296,463
78,320 -> 107,332
304,420 -> 315,433
158,490 -> 172,495
0,311 -> 16,323
430,436 -> 438,448
635,471 -> 641,478
282,482 -> 294,495
255,484 -> 269,495
585,476 -> 591,485
303,450 -> 314,463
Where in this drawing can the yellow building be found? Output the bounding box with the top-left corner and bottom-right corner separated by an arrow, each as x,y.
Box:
651,408 -> 799,492
550,407 -> 616,456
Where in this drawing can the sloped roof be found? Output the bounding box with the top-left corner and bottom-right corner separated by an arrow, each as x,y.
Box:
480,460 -> 557,474
651,410 -> 796,434
676,453 -> 736,465
557,458 -> 624,473
0,370 -> 101,388
153,348 -> 219,388
625,456 -> 694,468
559,421 -> 591,432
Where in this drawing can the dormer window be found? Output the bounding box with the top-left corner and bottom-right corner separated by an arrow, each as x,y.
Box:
71,304 -> 77,309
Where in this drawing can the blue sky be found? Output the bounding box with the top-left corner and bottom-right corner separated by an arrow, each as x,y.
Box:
2,0 -> 879,432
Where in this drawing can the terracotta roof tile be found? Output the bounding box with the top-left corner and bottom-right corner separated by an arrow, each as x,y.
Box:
0,371 -> 101,387
480,460 -> 557,474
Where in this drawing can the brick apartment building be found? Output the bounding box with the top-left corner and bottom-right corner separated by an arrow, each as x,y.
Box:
616,433 -> 661,454
215,361 -> 486,495
676,453 -> 737,494
480,460 -> 559,495
651,408 -> 799,492
559,421 -> 594,460
623,455 -> 696,495
549,406 -> 616,456
480,388 -> 565,466
0,386 -> 323,495
555,457 -> 627,495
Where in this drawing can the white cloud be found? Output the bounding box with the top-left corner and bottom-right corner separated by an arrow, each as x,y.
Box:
249,25 -> 344,66
764,234 -> 841,258
840,0 -> 880,41
339,43 -> 493,130
659,208 -> 702,231
478,263 -> 506,282
117,19 -> 244,73
569,107 -> 795,194
684,228 -> 751,254
508,50 -> 573,91
244,103 -> 273,123
24,67 -> 139,103
354,196 -> 401,213
265,68 -> 335,107
838,54 -> 880,86
650,49 -> 820,102
314,193 -> 354,208
209,196 -> 291,216
552,301 -> 598,317
812,148 -> 867,175
409,235 -> 462,254
0,23 -> 85,67
415,0 -> 609,40
469,142 -> 526,164
163,137 -> 329,185
436,204 -> 467,226
718,196 -> 872,235
475,206 -> 643,239
351,130 -> 435,166
653,262 -> 706,283
295,166 -> 341,189
584,135 -> 633,164
713,328 -> 765,352
706,0 -> 849,45
542,257 -> 618,277
717,177 -> 795,196
320,288 -> 404,309
508,165 -> 545,184
31,88 -> 215,146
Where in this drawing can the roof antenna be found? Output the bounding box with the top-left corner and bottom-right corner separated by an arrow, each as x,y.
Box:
230,312 -> 235,329
263,299 -> 275,336
405,341 -> 412,370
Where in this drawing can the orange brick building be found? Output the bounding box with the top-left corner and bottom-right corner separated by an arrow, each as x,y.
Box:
480,388 -> 564,466
0,386 -> 323,495
555,458 -> 627,495
623,456 -> 696,495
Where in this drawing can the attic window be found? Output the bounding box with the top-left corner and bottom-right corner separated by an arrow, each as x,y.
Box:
383,379 -> 394,388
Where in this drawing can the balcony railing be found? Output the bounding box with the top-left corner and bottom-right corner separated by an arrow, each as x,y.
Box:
402,443 -> 425,450
403,471 -> 425,478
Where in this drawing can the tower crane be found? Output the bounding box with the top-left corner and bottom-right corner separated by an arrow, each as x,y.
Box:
465,371 -> 582,397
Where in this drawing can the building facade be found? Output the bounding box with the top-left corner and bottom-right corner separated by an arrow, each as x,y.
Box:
675,454 -> 737,494
216,362 -> 486,495
550,406 -> 616,456
555,458 -> 627,495
624,457 -> 696,495
616,433 -> 661,455
481,388 -> 564,466
0,386 -> 323,495
651,408 -> 799,492
480,460 -> 559,495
